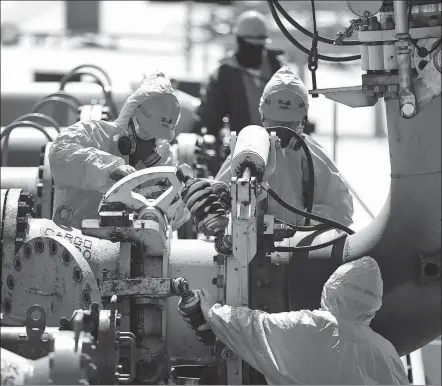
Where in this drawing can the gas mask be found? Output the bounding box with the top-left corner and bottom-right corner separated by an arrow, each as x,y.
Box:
235,37 -> 265,69
117,119 -> 161,167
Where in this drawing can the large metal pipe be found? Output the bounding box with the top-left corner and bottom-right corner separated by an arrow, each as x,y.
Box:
343,95 -> 441,355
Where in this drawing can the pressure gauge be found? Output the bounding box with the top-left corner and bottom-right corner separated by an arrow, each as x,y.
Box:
346,0 -> 383,17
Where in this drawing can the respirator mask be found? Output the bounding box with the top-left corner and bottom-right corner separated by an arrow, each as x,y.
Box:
117,118 -> 161,167
236,37 -> 265,69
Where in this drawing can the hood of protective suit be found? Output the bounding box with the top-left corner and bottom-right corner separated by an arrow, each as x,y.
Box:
259,66 -> 309,122
114,70 -> 181,142
321,256 -> 383,325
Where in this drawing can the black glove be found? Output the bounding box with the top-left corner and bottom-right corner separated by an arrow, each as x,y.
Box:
181,178 -> 227,235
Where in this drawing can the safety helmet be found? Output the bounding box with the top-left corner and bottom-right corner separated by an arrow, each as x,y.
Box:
259,66 -> 309,123
233,10 -> 270,45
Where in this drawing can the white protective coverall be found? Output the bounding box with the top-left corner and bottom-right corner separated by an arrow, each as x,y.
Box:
216,66 -> 354,226
49,71 -> 189,229
205,257 -> 409,385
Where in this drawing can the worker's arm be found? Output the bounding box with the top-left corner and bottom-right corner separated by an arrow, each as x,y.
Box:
49,120 -> 125,193
193,66 -> 229,136
302,137 -> 354,227
195,289 -> 307,379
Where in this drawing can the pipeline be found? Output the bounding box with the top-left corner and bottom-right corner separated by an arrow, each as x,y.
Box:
343,95 -> 441,355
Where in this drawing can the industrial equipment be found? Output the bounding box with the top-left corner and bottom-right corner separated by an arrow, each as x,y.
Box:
1,1 -> 441,384
1,296 -> 135,385
266,0 -> 441,380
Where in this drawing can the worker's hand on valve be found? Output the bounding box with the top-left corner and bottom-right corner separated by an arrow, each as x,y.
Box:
110,165 -> 138,181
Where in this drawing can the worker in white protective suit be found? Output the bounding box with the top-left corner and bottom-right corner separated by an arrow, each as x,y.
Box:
182,66 -> 353,230
49,71 -> 189,229
186,257 -> 409,385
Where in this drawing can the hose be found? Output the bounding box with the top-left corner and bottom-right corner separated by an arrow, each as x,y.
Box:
1,121 -> 54,166
60,64 -> 113,87
267,126 -> 315,225
13,113 -> 60,132
273,231 -> 348,252
267,0 -> 361,62
263,185 -> 355,235
59,67 -> 118,119
31,96 -> 80,119
276,218 -> 332,232
42,91 -> 82,109
273,0 -> 360,46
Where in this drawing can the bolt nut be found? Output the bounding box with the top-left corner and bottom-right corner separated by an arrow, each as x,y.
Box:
73,268 -> 83,282
49,240 -> 58,255
17,202 -> 30,217
62,251 -> 71,265
82,290 -> 91,305
16,219 -> 28,233
59,208 -> 70,219
37,183 -> 43,196
256,280 -> 263,287
34,238 -> 44,253
402,103 -> 415,117
6,275 -> 15,290
14,258 -> 21,271
4,299 -> 12,314
24,243 -> 32,257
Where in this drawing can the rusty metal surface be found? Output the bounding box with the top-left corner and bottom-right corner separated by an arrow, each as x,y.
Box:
26,216 -> 125,283
2,236 -> 101,327
101,277 -> 173,297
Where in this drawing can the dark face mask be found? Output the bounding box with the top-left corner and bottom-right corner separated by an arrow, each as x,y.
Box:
235,37 -> 264,69
118,120 -> 161,167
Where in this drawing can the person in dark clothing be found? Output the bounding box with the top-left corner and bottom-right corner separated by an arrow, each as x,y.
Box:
192,10 -> 285,136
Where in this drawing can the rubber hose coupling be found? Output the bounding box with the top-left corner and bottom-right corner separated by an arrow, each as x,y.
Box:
177,164 -> 230,237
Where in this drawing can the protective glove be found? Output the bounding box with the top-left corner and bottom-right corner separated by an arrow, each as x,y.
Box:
180,178 -> 228,236
210,181 -> 231,212
178,288 -> 215,334
110,165 -> 137,181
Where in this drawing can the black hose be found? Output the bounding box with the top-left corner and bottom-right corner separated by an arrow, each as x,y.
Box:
267,0 -> 361,62
0,121 -> 54,141
61,64 -> 113,87
59,69 -> 118,119
273,0 -> 360,46
267,126 -> 315,225
43,91 -> 82,108
31,96 -> 80,118
1,121 -> 54,166
265,186 -> 355,235
273,232 -> 347,252
276,218 -> 332,232
13,113 -> 60,132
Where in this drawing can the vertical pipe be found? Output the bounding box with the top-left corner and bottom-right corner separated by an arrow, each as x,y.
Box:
409,349 -> 426,385
393,1 -> 409,34
332,101 -> 338,162
393,0 -> 416,118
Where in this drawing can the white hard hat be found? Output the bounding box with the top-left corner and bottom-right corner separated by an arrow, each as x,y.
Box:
234,10 -> 270,45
